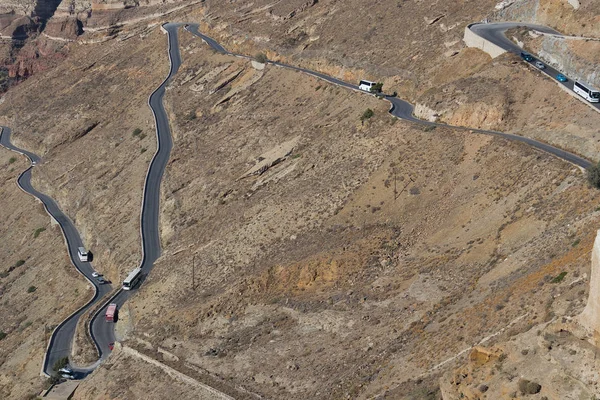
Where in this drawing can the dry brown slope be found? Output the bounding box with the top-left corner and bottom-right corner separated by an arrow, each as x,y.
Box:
0,26 -> 169,286
415,51 -> 600,161
0,23 -> 172,383
76,30 -> 600,399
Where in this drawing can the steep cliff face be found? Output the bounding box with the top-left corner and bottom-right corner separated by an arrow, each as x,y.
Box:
494,0 -> 600,37
525,33 -> 600,88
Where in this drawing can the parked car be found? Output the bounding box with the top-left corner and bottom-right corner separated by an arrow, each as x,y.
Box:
97,276 -> 106,284
60,372 -> 75,380
534,61 -> 545,69
520,52 -> 534,62
556,73 -> 568,82
58,367 -> 73,375
92,271 -> 102,278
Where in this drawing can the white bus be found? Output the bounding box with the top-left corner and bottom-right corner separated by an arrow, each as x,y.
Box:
358,80 -> 376,92
122,267 -> 143,290
78,247 -> 89,262
573,81 -> 600,103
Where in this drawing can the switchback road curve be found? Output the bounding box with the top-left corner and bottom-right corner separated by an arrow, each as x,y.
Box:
0,20 -> 594,381
0,127 -> 113,378
470,22 -> 600,117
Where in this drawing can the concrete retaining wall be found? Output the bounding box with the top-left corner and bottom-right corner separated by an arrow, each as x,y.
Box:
463,25 -> 506,58
580,230 -> 600,337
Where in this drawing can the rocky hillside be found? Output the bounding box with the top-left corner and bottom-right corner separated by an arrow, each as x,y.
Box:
0,0 -> 600,399
494,0 -> 600,37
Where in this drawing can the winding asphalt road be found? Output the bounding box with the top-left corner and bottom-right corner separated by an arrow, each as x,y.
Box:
471,22 -> 600,116
87,22 -> 186,371
0,22 -> 185,378
0,127 -> 113,378
185,23 -> 591,168
0,20 -> 594,381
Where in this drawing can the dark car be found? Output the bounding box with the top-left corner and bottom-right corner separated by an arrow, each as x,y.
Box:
520,52 -> 534,62
97,276 -> 106,284
556,73 -> 568,82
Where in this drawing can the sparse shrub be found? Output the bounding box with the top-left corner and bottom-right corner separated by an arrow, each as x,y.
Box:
141,148 -> 147,154
43,376 -> 60,389
518,379 -> 541,395
33,227 -> 46,238
587,161 -> 600,188
52,356 -> 69,372
14,260 -> 25,268
423,125 -> 436,132
551,271 -> 567,283
138,133 -> 147,140
315,85 -> 322,91
19,321 -> 32,332
186,111 -> 197,121
8,157 -> 16,164
0,331 -> 6,340
254,52 -> 268,64
360,108 -> 374,122
369,82 -> 383,93
132,128 -> 142,137
572,238 -> 580,247
27,285 -> 37,293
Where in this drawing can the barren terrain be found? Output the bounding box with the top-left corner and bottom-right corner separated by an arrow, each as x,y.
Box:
76,29 -> 600,399
0,1 -> 600,399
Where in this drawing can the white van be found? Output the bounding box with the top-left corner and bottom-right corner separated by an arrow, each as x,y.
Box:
358,80 -> 376,92
77,247 -> 89,262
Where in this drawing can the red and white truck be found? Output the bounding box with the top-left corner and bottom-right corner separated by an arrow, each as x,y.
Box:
105,303 -> 117,322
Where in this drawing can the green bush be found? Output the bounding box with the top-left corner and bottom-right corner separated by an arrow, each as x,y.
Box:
27,285 -> 37,293
33,227 -> 46,238
369,82 -> 384,93
360,108 -> 374,122
14,260 -> 25,268
551,271 -> 567,283
587,161 -> 600,188
141,148 -> 147,154
52,356 -> 69,372
254,53 -> 268,64
9,157 -> 16,164
132,128 -> 142,137
0,331 -> 6,340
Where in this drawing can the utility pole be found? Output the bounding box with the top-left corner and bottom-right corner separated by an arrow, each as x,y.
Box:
394,171 -> 397,201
